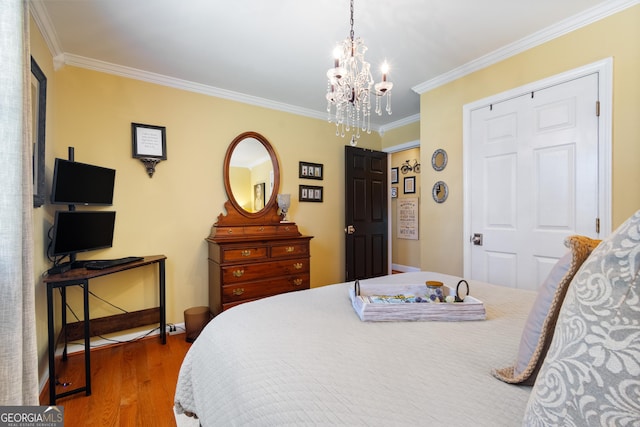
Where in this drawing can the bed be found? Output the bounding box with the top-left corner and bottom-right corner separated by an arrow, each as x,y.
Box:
176,211 -> 640,426
174,271 -> 537,426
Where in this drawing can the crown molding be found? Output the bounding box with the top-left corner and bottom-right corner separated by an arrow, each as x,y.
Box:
379,114 -> 420,135
29,0 -> 63,61
412,0 -> 640,94
61,53 -> 329,122
62,53 -> 399,134
383,140 -> 420,153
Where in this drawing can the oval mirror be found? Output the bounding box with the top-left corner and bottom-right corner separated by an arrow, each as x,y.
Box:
432,181 -> 448,203
432,149 -> 447,171
224,132 -> 279,218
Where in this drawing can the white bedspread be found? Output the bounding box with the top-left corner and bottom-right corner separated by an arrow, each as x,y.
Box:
175,272 -> 536,426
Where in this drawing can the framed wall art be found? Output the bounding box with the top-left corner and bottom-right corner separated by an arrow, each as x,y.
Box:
31,56 -> 47,207
132,123 -> 166,159
404,176 -> 416,194
397,197 -> 419,240
391,167 -> 398,184
299,161 -> 323,180
299,185 -> 323,202
132,122 -> 167,177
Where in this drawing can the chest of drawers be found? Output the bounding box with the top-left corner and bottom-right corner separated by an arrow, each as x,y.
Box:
207,224 -> 312,316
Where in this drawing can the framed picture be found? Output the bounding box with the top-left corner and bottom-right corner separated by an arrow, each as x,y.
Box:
31,56 -> 47,208
404,176 -> 416,194
299,161 -> 323,180
299,185 -> 323,202
391,167 -> 398,184
254,182 -> 266,210
391,187 -> 398,198
132,123 -> 167,160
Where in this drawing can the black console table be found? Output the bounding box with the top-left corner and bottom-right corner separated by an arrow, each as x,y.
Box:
43,255 -> 166,404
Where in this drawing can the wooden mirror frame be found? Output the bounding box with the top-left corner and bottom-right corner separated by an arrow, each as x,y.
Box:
217,131 -> 281,225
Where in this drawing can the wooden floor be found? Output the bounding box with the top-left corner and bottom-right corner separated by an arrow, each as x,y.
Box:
40,333 -> 192,426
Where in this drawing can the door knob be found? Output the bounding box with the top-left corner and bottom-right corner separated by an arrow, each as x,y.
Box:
471,233 -> 483,246
345,225 -> 356,234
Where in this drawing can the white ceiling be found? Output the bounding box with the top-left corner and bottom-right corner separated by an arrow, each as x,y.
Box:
31,0 -> 632,133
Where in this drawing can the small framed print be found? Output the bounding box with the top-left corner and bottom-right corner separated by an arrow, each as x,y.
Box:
299,185 -> 323,202
132,123 -> 167,160
299,161 -> 323,180
254,182 -> 266,211
404,176 -> 416,194
391,187 -> 398,198
391,167 -> 398,184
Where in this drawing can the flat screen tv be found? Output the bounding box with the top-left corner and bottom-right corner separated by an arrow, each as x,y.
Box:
51,158 -> 116,205
51,211 -> 116,257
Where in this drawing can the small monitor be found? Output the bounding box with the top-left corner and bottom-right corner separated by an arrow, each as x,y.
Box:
51,211 -> 116,257
51,158 -> 116,205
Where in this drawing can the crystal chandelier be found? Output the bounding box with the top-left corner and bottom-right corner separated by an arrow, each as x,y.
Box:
326,0 -> 393,145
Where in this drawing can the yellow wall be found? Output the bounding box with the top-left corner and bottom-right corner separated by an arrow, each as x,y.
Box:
381,121 -> 420,149
390,148 -> 421,269
419,5 -> 640,275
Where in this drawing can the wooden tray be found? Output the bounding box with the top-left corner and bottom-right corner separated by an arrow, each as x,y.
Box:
349,282 -> 486,322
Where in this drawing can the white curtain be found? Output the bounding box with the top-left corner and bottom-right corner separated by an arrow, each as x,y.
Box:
0,0 -> 39,405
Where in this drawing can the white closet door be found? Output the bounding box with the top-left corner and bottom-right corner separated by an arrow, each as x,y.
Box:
469,73 -> 599,290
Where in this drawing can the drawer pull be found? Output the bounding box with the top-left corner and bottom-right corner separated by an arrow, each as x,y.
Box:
285,246 -> 295,253
232,288 -> 245,296
227,229 -> 233,234
293,263 -> 303,270
241,250 -> 252,257
293,279 -> 303,286
258,226 -> 264,231
232,269 -> 245,278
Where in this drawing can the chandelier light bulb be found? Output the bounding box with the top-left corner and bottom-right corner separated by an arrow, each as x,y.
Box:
333,46 -> 342,67
381,61 -> 389,81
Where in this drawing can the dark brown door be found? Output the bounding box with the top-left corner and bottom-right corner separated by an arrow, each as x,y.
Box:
345,146 -> 388,281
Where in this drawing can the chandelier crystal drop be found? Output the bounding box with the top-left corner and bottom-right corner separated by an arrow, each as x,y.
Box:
326,0 -> 393,146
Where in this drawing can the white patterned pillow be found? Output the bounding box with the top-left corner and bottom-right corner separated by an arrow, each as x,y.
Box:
523,209 -> 640,426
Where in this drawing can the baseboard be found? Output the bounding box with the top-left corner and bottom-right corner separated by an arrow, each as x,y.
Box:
392,263 -> 420,273
38,322 -> 186,397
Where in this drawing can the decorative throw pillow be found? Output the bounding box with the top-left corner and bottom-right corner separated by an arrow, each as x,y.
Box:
492,235 -> 601,385
523,209 -> 640,426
